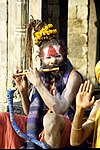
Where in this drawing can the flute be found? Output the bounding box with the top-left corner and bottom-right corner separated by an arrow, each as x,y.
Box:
12,67 -> 59,77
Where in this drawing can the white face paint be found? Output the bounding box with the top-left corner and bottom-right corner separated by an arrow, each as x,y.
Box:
42,44 -> 63,67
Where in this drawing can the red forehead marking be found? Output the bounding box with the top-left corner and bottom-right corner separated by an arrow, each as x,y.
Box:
42,45 -> 62,59
48,45 -> 57,57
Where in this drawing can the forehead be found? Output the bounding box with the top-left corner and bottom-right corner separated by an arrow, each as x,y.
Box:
42,45 -> 62,56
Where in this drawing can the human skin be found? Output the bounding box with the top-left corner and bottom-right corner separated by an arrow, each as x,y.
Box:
13,74 -> 30,115
26,45 -> 82,114
70,80 -> 100,146
13,44 -> 82,148
25,46 -> 82,148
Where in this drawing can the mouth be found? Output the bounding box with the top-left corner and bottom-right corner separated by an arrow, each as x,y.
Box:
42,62 -> 65,69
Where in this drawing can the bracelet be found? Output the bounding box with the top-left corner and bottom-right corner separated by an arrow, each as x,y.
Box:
72,124 -> 82,131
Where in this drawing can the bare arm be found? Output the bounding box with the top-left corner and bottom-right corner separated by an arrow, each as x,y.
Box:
61,70 -> 82,113
26,68 -> 82,114
70,80 -> 95,146
13,75 -> 30,115
20,91 -> 30,115
70,107 -> 94,146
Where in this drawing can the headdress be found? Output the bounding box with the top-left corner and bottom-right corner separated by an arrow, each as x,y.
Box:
95,61 -> 100,84
33,22 -> 57,46
25,17 -> 58,68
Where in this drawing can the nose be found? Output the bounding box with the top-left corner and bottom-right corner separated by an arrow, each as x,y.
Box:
50,57 -> 56,65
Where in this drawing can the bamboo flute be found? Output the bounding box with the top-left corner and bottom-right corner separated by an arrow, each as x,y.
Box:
12,67 -> 59,77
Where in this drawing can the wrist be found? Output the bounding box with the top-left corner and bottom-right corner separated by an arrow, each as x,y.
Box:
35,79 -> 42,88
76,105 -> 86,111
20,89 -> 28,96
76,106 -> 85,115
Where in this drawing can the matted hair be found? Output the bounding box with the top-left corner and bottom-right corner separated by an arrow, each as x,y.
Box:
25,17 -> 68,68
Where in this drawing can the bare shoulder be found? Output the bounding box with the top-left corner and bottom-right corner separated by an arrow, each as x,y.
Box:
64,69 -> 83,95
69,69 -> 83,83
82,119 -> 94,132
88,100 -> 100,121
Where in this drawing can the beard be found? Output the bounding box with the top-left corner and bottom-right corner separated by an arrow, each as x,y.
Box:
41,63 -> 59,69
41,61 -> 66,69
40,61 -> 67,79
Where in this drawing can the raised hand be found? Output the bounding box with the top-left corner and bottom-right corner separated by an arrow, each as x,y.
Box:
76,80 -> 95,110
26,67 -> 41,87
13,70 -> 28,94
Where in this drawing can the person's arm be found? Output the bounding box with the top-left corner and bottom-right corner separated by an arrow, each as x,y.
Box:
13,75 -> 30,115
70,107 -> 94,146
19,90 -> 30,115
61,70 -> 82,113
26,68 -> 82,114
70,80 -> 95,146
26,68 -> 62,113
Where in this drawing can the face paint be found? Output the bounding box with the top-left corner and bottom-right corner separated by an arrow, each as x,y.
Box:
42,45 -> 62,58
46,45 -> 58,57
42,44 -> 63,67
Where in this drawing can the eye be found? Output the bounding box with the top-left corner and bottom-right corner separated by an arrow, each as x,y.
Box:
55,54 -> 62,58
45,56 -> 51,59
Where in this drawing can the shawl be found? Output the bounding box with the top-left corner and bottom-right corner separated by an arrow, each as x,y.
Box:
21,59 -> 73,148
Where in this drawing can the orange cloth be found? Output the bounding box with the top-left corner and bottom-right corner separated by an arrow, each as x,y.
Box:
60,116 -> 71,147
0,112 -> 27,149
39,116 -> 71,148
0,112 -> 71,148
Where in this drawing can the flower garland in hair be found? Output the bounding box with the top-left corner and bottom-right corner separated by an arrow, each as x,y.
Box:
33,23 -> 57,46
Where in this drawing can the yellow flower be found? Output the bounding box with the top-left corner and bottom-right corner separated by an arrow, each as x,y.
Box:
34,32 -> 39,37
33,23 -> 57,45
34,40 -> 39,44
53,29 -> 57,34
39,31 -> 43,37
37,34 -> 41,40
43,32 -> 47,36
47,24 -> 53,28
44,26 -> 49,30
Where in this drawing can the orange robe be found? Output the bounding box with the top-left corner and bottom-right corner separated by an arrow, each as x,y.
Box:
0,112 -> 71,148
0,112 -> 27,149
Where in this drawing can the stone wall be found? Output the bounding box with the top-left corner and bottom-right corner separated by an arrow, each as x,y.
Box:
67,0 -> 97,84
0,0 -> 7,110
0,0 -> 98,112
67,0 -> 88,78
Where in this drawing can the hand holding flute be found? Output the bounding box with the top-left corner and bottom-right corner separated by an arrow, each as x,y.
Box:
12,67 -> 59,77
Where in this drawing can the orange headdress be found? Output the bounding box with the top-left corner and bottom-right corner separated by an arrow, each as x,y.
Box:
95,61 -> 100,84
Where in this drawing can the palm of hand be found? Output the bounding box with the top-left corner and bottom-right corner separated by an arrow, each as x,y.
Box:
19,79 -> 28,91
15,76 -> 28,92
76,91 -> 92,109
76,80 -> 95,110
26,68 -> 40,86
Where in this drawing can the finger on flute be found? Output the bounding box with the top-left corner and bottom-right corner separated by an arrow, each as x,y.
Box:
12,72 -> 27,77
12,67 -> 59,77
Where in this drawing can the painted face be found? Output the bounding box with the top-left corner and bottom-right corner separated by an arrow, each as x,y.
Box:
41,44 -> 63,67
